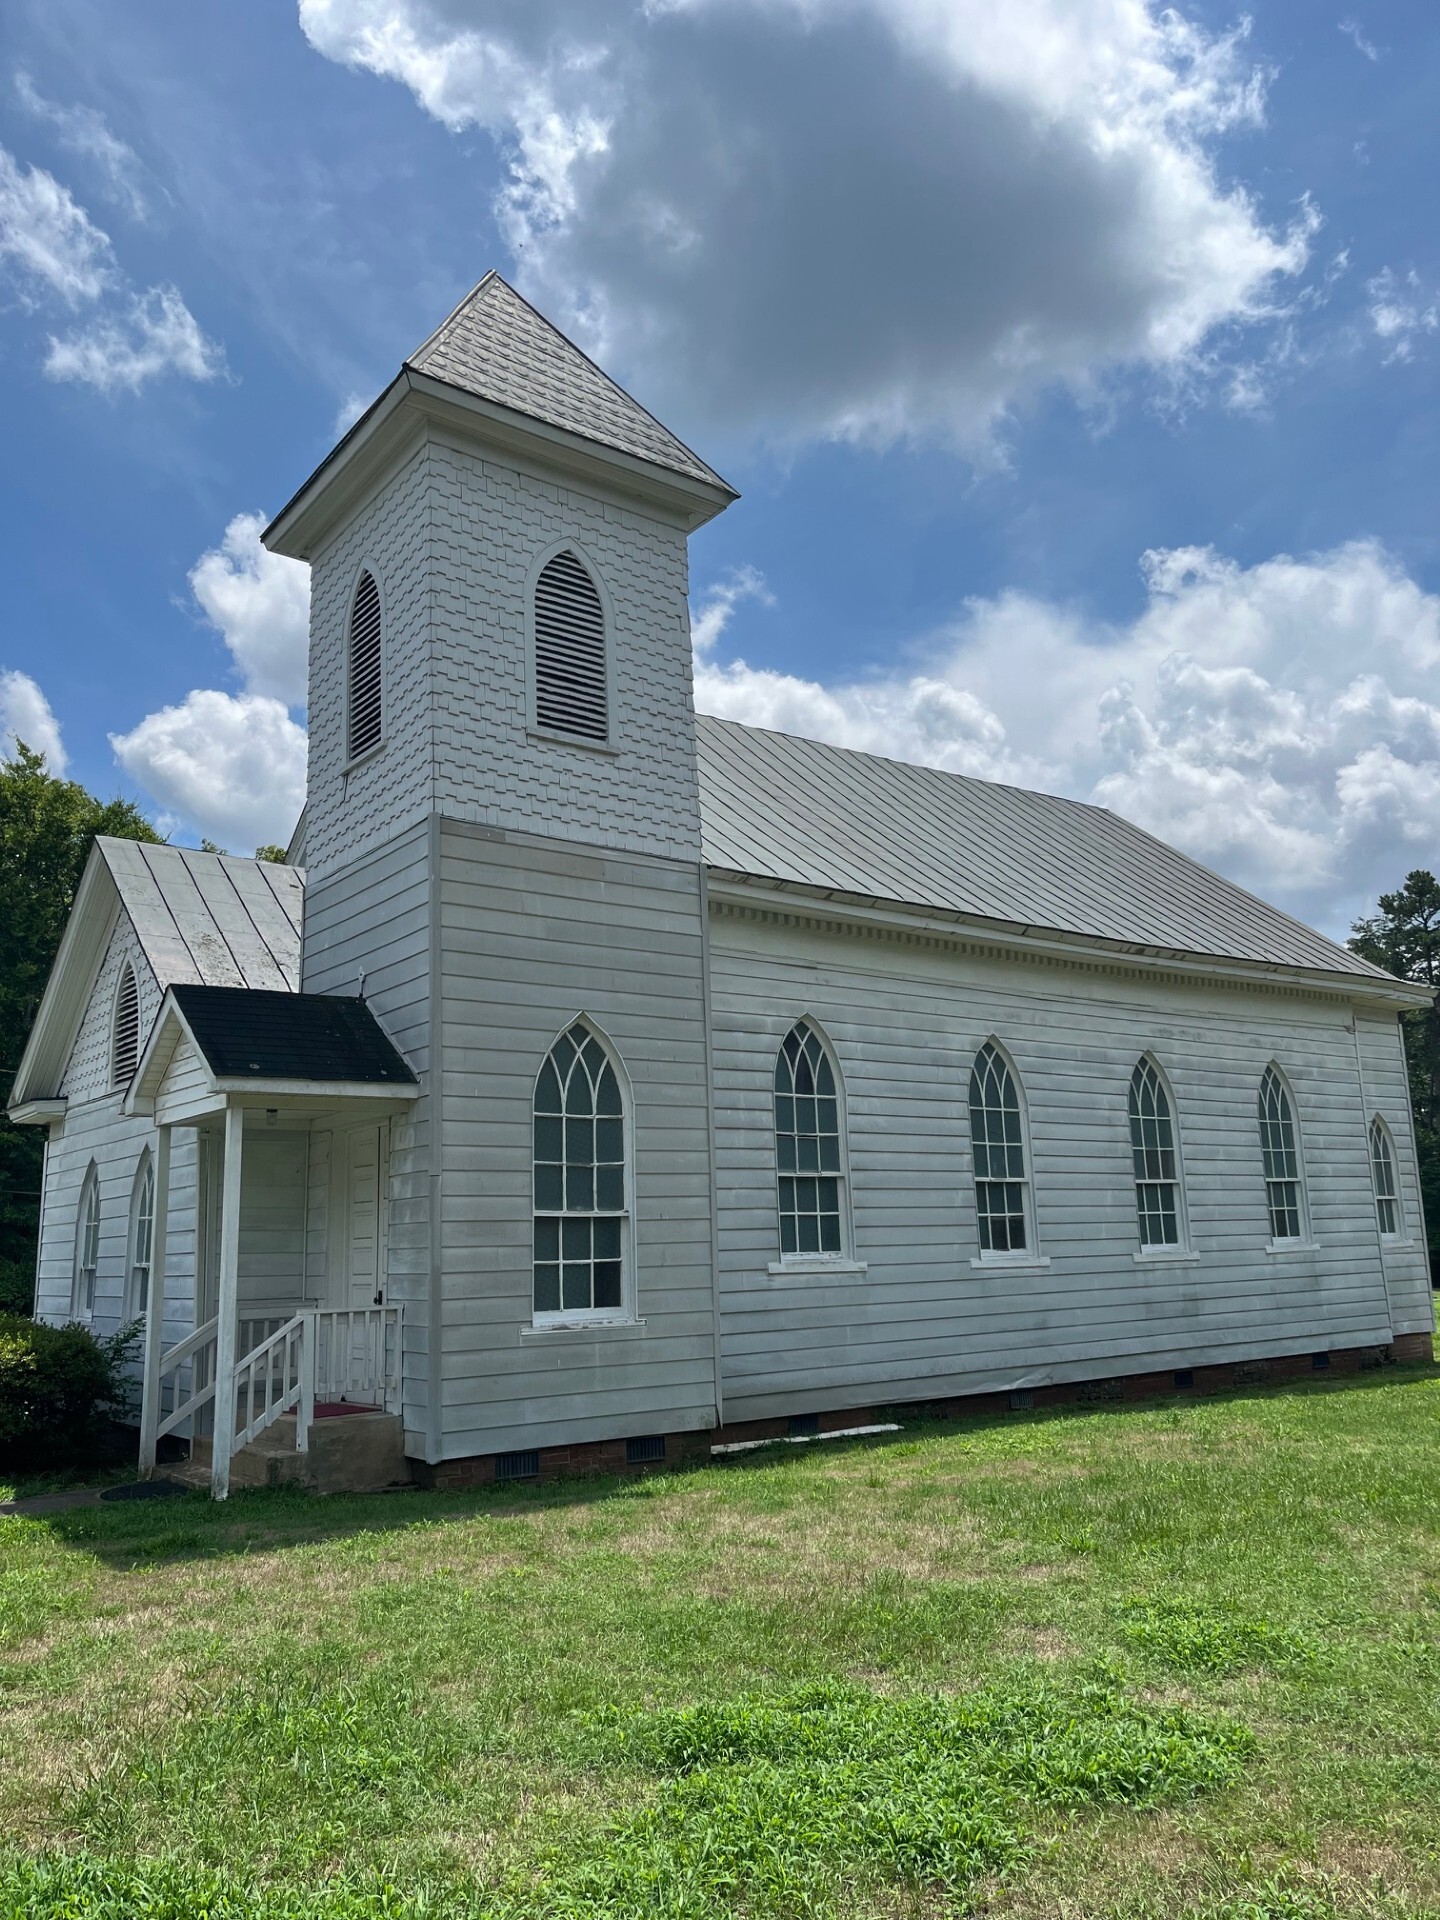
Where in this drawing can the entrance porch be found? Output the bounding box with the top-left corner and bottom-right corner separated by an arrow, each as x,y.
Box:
124,984 -> 420,1497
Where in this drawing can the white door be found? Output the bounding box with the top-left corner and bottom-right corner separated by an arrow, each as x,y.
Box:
344,1124 -> 385,1310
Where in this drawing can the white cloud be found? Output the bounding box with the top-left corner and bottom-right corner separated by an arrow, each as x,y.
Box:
693,539 -> 1440,935
0,669 -> 67,772
188,511 -> 311,705
14,72 -> 150,220
0,137 -> 219,392
1338,19 -> 1381,61
1366,268 -> 1438,364
333,390 -> 372,437
110,691 -> 308,852
300,0 -> 1313,448
0,142 -> 112,304
45,283 -> 224,392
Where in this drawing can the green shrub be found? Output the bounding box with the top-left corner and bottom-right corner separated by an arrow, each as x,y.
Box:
0,1313 -> 139,1471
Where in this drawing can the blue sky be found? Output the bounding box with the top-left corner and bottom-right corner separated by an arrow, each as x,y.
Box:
1,0 -> 1438,936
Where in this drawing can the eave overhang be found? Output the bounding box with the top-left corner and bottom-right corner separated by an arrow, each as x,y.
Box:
8,844 -> 120,1110
264,367 -> 737,562
705,871 -> 1434,1011
6,1099 -> 67,1127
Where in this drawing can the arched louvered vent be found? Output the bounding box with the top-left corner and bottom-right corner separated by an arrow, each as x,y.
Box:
534,550 -> 607,741
347,569 -> 383,760
112,964 -> 140,1089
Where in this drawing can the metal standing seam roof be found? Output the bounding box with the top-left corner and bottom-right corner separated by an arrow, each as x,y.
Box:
169,985 -> 416,1085
407,271 -> 733,493
695,716 -> 1391,981
98,838 -> 302,992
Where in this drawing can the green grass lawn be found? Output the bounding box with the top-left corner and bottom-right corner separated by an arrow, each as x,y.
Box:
1,1365 -> 1438,1918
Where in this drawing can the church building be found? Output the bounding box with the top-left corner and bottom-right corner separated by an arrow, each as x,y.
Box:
9,274 -> 1434,1497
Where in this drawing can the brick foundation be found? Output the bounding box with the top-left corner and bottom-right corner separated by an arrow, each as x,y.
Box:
409,1333 -> 1437,1488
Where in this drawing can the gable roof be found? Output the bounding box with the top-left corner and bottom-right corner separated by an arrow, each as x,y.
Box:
8,840 -> 303,1110
695,715 -> 1400,987
99,839 -> 301,993
407,272 -> 731,492
167,986 -> 415,1087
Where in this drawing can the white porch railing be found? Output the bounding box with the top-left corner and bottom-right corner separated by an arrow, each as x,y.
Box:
151,1315 -> 219,1445
142,1303 -> 403,1497
234,1314 -> 313,1453
314,1308 -> 403,1410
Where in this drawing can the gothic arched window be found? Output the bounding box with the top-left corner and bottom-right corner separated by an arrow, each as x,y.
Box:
533,1021 -> 627,1318
533,549 -> 607,742
1370,1116 -> 1401,1238
969,1042 -> 1031,1254
73,1163 -> 100,1318
773,1021 -> 848,1258
127,1152 -> 155,1319
1258,1065 -> 1307,1243
1128,1057 -> 1182,1248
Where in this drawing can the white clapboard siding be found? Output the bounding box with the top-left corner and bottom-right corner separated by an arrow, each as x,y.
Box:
1356,1010 -> 1433,1332
433,818 -> 716,1456
709,904 -> 1417,1421
300,818 -> 432,1436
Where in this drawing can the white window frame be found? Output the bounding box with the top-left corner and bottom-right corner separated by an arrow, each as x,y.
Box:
344,564 -> 386,770
1128,1054 -> 1196,1264
1258,1062 -> 1316,1253
1369,1114 -> 1404,1242
524,539 -> 619,755
530,1016 -> 636,1329
125,1150 -> 155,1321
72,1162 -> 100,1320
968,1038 -> 1048,1271
768,1016 -> 863,1276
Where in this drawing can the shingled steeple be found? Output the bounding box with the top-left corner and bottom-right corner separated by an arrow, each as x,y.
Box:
406,272 -> 730,491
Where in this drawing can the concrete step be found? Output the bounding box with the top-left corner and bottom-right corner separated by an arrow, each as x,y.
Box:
175,1412 -> 409,1495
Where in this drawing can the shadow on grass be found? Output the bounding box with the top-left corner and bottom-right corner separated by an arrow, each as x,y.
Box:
22,1361 -> 1438,1573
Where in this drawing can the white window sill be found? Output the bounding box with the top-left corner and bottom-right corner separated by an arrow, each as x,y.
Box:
526,727 -> 619,757
1133,1248 -> 1201,1266
1265,1239 -> 1320,1257
970,1254 -> 1051,1272
522,1316 -> 646,1340
343,741 -> 386,776
1379,1237 -> 1416,1251
767,1257 -> 868,1277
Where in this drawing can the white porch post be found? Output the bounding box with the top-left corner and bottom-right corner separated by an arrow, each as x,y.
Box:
211,1106 -> 244,1500
137,1124 -> 171,1476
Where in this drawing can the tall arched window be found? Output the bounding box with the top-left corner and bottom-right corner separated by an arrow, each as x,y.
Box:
1369,1117 -> 1401,1238
347,568 -> 383,760
1258,1065 -> 1306,1242
533,549 -> 607,742
73,1164 -> 100,1318
126,1152 -> 155,1319
1129,1058 -> 1181,1247
533,1021 -> 627,1318
112,962 -> 140,1089
969,1042 -> 1031,1255
773,1021 -> 847,1258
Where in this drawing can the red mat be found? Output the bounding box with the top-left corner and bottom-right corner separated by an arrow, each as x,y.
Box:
313,1401 -> 378,1418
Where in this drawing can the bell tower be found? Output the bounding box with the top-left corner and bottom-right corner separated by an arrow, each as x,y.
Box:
263,275 -> 736,1471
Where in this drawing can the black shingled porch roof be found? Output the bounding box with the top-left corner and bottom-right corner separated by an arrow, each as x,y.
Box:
170,986 -> 416,1086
